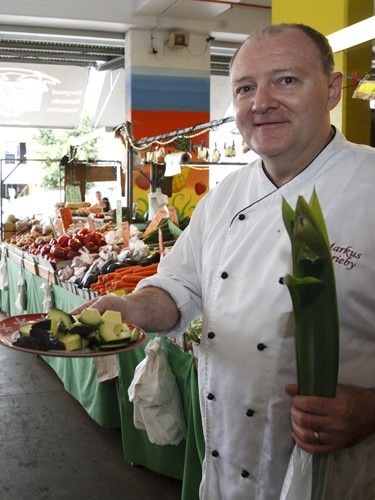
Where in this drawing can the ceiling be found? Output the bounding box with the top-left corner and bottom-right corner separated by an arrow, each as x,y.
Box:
0,0 -> 373,129
0,0 -> 272,76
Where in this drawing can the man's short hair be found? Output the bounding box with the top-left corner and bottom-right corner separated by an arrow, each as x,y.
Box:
231,23 -> 335,76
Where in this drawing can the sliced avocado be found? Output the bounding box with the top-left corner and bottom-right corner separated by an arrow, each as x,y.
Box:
88,329 -> 102,342
19,321 -> 37,337
99,320 -> 124,342
29,328 -> 51,350
57,319 -> 69,334
47,308 -> 74,335
130,328 -> 140,342
77,307 -> 103,326
117,330 -> 130,340
29,319 -> 51,333
99,336 -> 131,346
99,339 -> 131,350
68,322 -> 99,337
59,333 -> 82,351
84,330 -> 101,348
13,335 -> 49,351
30,327 -> 51,341
28,328 -> 65,351
101,310 -> 123,324
81,338 -> 90,350
120,323 -> 131,339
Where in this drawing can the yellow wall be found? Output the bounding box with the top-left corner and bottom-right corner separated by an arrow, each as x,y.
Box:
272,0 -> 373,145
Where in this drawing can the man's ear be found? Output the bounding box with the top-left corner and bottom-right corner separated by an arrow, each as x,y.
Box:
327,72 -> 343,110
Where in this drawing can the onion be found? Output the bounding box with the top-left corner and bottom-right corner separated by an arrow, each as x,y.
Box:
42,224 -> 53,235
31,224 -> 42,234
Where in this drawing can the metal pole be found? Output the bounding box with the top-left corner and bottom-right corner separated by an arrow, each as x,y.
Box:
114,116 -> 235,148
0,159 -> 3,240
126,122 -> 134,221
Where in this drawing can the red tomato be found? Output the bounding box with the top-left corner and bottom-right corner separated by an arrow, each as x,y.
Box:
57,234 -> 70,247
40,245 -> 51,256
75,234 -> 85,244
50,244 -> 67,260
84,241 -> 99,253
68,237 -> 82,251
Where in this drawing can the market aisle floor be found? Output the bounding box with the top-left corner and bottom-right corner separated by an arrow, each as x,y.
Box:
0,334 -> 182,500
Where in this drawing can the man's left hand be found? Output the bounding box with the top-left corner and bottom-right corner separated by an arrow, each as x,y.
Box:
285,383 -> 375,455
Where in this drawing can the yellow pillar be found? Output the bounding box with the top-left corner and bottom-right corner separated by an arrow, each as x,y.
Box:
272,0 -> 373,145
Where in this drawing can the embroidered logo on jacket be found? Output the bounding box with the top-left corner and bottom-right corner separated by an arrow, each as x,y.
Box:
330,243 -> 362,271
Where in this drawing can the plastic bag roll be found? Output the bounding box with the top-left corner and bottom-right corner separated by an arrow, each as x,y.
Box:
164,152 -> 191,177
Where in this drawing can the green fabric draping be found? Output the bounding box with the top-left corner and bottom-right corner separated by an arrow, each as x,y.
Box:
1,257 -> 120,428
117,338 -> 204,500
45,356 -> 121,428
0,254 -> 204,499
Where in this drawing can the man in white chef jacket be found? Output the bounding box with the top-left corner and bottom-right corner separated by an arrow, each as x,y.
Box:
73,24 -> 375,499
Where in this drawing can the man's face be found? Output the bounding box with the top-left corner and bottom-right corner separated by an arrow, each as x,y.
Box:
230,29 -> 341,168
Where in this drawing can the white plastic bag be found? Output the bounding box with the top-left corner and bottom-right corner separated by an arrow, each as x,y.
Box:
280,440 -> 375,500
0,254 -> 8,290
15,270 -> 27,312
128,337 -> 186,446
40,281 -> 54,313
279,446 -> 312,500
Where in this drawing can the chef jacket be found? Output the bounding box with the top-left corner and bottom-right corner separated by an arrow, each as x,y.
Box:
137,127 -> 375,499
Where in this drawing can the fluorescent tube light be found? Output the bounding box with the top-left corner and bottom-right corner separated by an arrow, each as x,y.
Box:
327,16 -> 375,53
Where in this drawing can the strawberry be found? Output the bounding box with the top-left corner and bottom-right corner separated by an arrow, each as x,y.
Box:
195,182 -> 206,195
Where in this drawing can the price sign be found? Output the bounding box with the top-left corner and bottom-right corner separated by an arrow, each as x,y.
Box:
87,216 -> 95,232
122,221 -> 130,248
54,218 -> 63,236
167,206 -> 179,227
158,227 -> 164,256
59,207 -> 73,232
142,208 -> 168,238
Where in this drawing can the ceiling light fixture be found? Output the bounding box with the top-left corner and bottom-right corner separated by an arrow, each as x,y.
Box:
327,16 -> 375,53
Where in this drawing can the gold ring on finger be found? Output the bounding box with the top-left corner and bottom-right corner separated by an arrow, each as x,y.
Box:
313,431 -> 321,445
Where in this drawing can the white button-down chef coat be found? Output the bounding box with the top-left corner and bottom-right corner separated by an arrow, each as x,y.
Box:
137,128 -> 375,499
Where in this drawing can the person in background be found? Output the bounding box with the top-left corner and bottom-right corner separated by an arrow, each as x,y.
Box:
71,24 -> 375,499
89,190 -> 107,214
94,191 -> 106,209
102,197 -> 111,213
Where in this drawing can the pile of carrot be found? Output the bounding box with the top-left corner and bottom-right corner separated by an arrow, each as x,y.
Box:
90,262 -> 159,296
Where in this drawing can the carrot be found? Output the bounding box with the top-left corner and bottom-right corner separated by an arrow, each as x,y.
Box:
139,263 -> 159,272
123,266 -> 142,274
97,274 -> 115,284
89,263 -> 159,295
114,265 -> 143,275
119,274 -> 145,282
129,270 -> 157,279
130,265 -> 158,274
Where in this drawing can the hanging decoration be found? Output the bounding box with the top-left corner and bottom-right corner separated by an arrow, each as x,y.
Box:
114,115 -> 247,220
352,72 -> 375,101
